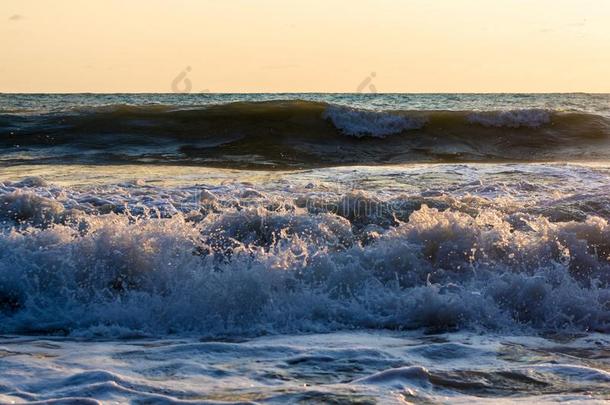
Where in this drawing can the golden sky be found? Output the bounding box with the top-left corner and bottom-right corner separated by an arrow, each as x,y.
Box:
2,0 -> 609,93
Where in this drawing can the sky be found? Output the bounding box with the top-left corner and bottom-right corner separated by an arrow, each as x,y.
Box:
1,0 -> 609,93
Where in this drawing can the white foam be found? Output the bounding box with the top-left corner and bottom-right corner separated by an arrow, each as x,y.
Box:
0,189 -> 67,226
1,331 -> 608,403
323,105 -> 426,137
0,173 -> 608,337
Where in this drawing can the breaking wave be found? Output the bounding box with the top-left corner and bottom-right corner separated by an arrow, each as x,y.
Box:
1,101 -> 609,168
0,177 -> 608,337
322,105 -> 427,137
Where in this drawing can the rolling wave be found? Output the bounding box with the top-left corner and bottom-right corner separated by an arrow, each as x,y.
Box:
1,100 -> 609,168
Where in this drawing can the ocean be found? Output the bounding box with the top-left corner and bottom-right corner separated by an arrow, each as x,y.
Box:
0,93 -> 609,403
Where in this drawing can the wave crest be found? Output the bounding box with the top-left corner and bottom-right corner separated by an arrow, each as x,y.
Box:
1,101 -> 609,168
322,105 -> 427,137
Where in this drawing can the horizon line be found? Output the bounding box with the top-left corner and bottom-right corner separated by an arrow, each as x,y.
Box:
2,91 -> 610,95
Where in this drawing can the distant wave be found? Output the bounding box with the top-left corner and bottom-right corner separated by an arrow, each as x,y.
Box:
1,100 -> 609,168
467,109 -> 552,128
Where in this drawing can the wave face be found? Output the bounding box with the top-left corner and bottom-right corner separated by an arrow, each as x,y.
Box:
1,100 -> 609,168
1,164 -> 609,337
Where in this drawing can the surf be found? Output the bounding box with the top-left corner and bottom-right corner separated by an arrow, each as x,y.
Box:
1,164 -> 609,337
1,100 -> 609,168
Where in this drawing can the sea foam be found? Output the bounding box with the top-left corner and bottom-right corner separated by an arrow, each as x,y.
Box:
322,105 -> 426,137
0,171 -> 608,337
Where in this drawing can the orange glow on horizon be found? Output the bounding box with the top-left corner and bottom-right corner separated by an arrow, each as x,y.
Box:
1,0 -> 609,93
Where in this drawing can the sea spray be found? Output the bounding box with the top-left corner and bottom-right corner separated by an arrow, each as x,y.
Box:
1,169 -> 608,337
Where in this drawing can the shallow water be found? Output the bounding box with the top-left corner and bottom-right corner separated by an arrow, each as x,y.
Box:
1,94 -> 609,403
0,162 -> 609,402
1,331 -> 608,403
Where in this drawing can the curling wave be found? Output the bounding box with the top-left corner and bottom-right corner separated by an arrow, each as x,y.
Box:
1,101 -> 609,168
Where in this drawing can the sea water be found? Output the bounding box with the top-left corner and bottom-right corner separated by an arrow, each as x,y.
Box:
0,94 -> 609,403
